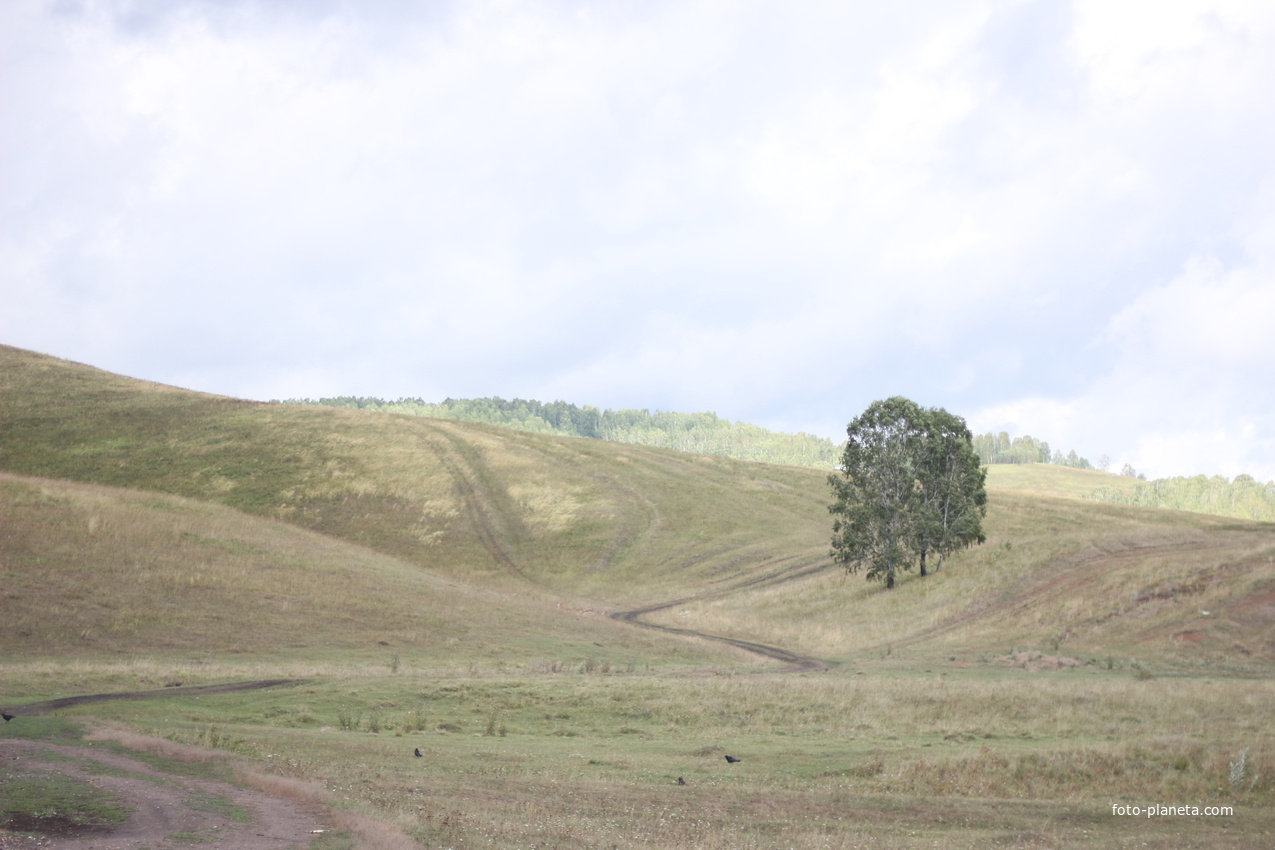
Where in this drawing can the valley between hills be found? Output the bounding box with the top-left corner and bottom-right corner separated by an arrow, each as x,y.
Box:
1,344 -> 1272,848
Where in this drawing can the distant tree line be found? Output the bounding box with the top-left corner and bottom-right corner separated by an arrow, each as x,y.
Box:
1086,474 -> 1275,522
279,396 -> 842,468
972,432 -> 1099,470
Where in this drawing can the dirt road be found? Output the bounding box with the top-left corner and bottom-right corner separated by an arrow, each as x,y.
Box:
0,737 -> 326,849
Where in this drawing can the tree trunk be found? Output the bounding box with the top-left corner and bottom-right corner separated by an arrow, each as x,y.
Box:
919,549 -> 928,577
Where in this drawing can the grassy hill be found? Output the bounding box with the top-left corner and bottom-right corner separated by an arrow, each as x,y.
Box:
2,344 -> 1273,849
650,484 -> 1275,668
0,471 -> 705,670
3,344 -> 1269,668
0,345 -> 829,608
983,462 -> 1143,498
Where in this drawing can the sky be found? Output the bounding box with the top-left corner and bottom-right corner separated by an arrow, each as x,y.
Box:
3,0 -> 1273,482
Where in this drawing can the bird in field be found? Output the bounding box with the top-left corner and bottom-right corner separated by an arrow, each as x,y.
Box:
414,748 -> 423,757
724,755 -> 740,763
2,713 -> 14,722
677,777 -> 686,785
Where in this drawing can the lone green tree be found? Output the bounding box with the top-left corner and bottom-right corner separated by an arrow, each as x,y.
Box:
828,397 -> 987,589
913,407 -> 987,575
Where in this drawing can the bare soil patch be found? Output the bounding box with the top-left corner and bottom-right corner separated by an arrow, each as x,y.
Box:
0,738 -> 326,849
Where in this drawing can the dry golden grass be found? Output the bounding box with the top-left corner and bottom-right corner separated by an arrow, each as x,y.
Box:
0,344 -> 832,609
647,490 -> 1275,667
983,463 -> 1144,498
4,344 -> 1274,847
86,724 -> 226,763
61,670 -> 1273,849
0,470 -> 723,680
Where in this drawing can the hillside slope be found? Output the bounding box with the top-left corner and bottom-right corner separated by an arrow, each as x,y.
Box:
649,490 -> 1275,667
0,471 -> 709,669
2,345 -> 1271,671
0,345 -> 831,609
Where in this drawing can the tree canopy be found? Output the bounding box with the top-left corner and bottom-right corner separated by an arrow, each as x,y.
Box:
828,398 -> 987,589
970,431 -> 1096,469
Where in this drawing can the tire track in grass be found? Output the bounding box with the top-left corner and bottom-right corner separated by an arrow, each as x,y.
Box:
416,419 -> 838,672
415,421 -> 535,582
501,433 -> 666,576
613,603 -> 832,672
882,538 -> 1221,654
1,736 -> 326,850
613,556 -> 838,672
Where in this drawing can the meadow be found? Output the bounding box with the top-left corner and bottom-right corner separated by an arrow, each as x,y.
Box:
1,344 -> 1273,848
8,665 -> 1271,848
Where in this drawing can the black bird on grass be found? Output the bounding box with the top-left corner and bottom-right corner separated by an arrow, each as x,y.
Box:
724,755 -> 740,763
2,713 -> 15,722
414,748 -> 423,757
677,777 -> 686,785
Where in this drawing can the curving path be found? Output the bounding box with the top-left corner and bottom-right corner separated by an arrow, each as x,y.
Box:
1,679 -> 307,717
612,601 -> 833,672
612,555 -> 839,672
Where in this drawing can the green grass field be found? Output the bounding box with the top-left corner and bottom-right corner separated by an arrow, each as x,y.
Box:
1,344 -> 1273,848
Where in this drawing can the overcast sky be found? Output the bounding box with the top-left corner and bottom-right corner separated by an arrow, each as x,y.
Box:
3,0 -> 1273,481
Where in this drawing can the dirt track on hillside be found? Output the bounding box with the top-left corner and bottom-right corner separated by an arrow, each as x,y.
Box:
424,420 -> 839,672
612,556 -> 838,672
612,603 -> 833,671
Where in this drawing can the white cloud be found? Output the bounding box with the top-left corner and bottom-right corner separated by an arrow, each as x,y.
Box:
1072,0 -> 1275,104
1106,255 -> 1275,369
972,235 -> 1275,482
2,0 -> 1273,481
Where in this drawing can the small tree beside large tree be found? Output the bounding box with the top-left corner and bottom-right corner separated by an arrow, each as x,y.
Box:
828,397 -> 987,589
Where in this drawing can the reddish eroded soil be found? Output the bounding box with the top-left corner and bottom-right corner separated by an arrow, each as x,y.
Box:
0,738 -> 326,849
